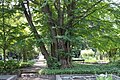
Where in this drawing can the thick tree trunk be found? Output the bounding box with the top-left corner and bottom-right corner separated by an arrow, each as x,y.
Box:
57,39 -> 72,68
60,57 -> 71,68
50,28 -> 58,57
42,3 -> 58,58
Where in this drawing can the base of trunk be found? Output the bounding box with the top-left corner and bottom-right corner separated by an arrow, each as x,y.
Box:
60,58 -> 71,68
46,56 -> 72,69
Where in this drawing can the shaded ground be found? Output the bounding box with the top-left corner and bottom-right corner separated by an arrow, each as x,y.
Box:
18,60 -> 55,80
20,61 -> 46,73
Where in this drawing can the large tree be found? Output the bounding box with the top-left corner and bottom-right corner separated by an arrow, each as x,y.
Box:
19,0 -> 120,68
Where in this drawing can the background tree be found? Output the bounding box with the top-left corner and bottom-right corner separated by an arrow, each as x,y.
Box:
0,0 -> 37,62
0,0 -> 18,62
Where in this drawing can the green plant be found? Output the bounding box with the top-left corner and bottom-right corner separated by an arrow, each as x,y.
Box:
47,56 -> 61,69
19,61 -> 34,68
5,60 -> 19,69
0,61 -> 4,73
0,60 -> 20,74
39,63 -> 120,75
0,60 -> 35,74
96,74 -> 113,80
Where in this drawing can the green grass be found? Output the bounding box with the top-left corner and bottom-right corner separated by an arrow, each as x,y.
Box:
39,62 -> 120,76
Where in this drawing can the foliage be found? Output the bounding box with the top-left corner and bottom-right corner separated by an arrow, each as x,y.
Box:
19,61 -> 35,68
110,60 -> 120,67
0,61 -> 4,73
58,49 -> 73,58
0,60 -> 19,74
47,56 -> 61,69
39,63 -> 120,76
96,74 -> 113,80
19,0 -> 120,68
0,0 -> 38,61
0,60 -> 34,74
0,0 -> 120,68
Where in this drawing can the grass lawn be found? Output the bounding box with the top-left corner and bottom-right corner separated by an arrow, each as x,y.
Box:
39,62 -> 120,76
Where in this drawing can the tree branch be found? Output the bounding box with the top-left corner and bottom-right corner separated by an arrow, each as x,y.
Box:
54,0 -> 59,12
29,0 -> 39,5
75,0 -> 103,19
73,3 -> 108,26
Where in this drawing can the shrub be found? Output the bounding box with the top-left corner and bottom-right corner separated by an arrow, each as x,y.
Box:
19,61 -> 34,68
47,56 -> 61,69
0,60 -> 19,74
5,60 -> 19,69
0,60 -> 34,74
0,61 -> 4,73
96,74 -> 113,80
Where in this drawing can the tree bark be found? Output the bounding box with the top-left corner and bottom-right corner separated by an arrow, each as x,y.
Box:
60,56 -> 71,68
42,3 -> 58,58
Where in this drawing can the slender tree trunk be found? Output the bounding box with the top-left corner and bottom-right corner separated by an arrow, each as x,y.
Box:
2,0 -> 6,63
21,2 -> 49,60
22,48 -> 27,62
3,48 -> 6,62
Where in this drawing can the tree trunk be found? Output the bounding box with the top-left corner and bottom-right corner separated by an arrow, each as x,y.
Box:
23,48 -> 27,62
3,48 -> 6,62
21,2 -> 49,60
60,57 -> 71,68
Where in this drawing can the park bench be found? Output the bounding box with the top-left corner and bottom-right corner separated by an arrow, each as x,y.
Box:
72,58 -> 85,63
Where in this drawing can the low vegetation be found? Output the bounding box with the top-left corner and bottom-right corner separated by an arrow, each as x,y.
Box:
96,74 -> 113,80
0,60 -> 34,74
19,61 -> 35,68
39,61 -> 120,76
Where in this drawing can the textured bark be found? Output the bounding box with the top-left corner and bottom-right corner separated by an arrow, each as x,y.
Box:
60,57 -> 71,68
42,3 -> 58,57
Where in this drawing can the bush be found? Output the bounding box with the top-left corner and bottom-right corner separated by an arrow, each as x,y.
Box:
19,61 -> 34,68
47,56 -> 61,69
0,60 -> 34,74
115,60 -> 120,66
0,60 -> 19,74
5,60 -> 19,69
0,61 -> 4,73
96,74 -> 113,80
